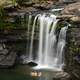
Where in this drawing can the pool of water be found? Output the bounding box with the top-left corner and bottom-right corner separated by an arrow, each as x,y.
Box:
0,65 -> 38,80
0,65 -> 68,80
0,71 -> 33,80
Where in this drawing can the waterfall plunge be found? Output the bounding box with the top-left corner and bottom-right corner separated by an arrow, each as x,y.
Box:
23,13 -> 68,71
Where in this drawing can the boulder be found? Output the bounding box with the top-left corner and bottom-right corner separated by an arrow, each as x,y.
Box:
0,43 -> 16,68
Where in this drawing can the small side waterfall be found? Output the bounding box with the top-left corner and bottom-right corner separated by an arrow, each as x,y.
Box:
27,14 -> 32,60
29,14 -> 40,61
56,26 -> 68,69
21,13 -> 68,71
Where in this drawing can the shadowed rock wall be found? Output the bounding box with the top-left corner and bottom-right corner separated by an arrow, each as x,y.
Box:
65,24 -> 80,80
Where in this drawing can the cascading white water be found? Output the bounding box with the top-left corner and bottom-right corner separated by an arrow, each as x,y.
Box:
27,14 -> 32,61
34,14 -> 59,70
29,14 -> 40,61
56,26 -> 68,69
21,13 -> 68,71
20,13 -> 32,63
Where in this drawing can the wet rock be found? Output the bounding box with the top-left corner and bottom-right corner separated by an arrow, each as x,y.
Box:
27,61 -> 38,67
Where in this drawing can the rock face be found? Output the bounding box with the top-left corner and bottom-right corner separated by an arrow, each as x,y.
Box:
65,26 -> 80,80
61,2 -> 80,15
0,43 -> 16,68
0,0 -> 17,8
61,2 -> 80,22
33,1 -> 54,10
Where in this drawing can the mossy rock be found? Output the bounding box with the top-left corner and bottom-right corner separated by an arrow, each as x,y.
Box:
0,0 -> 17,8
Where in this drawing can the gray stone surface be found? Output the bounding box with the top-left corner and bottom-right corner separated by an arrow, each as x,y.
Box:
61,2 -> 80,22
0,43 -> 16,68
66,27 -> 80,80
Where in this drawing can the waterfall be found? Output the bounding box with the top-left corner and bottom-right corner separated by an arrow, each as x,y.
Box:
33,14 -> 68,71
56,26 -> 68,69
21,13 -> 68,71
20,13 -> 32,63
29,14 -> 40,61
27,14 -> 32,61
35,14 -> 59,70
